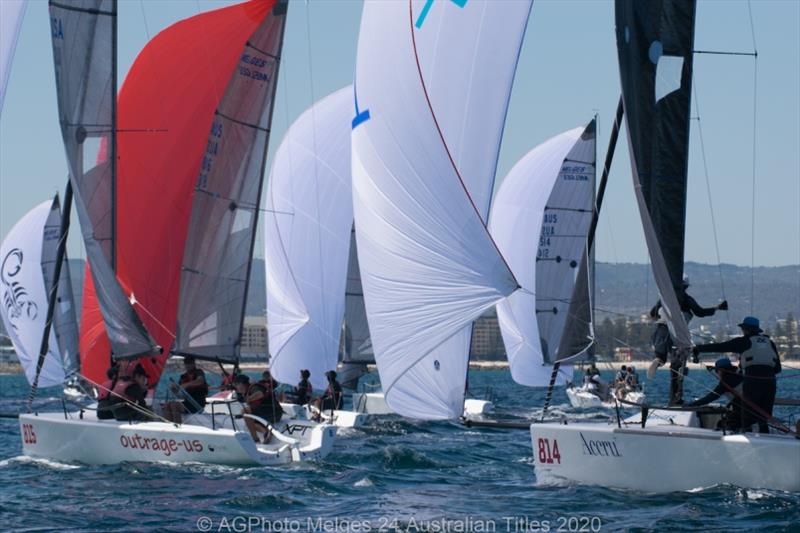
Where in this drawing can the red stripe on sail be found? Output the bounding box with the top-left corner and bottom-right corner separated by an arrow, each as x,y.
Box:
80,0 -> 275,385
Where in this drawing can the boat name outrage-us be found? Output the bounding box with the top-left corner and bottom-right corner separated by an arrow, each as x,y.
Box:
119,434 -> 204,456
579,433 -> 622,457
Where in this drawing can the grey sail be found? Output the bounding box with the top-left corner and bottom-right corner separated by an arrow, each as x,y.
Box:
615,0 -> 696,348
538,121 -> 597,365
40,195 -> 80,379
49,0 -> 159,359
173,2 -> 288,362
340,226 -> 373,388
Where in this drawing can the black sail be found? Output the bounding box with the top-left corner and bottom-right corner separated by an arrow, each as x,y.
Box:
615,0 -> 697,296
49,0 -> 159,359
173,2 -> 288,362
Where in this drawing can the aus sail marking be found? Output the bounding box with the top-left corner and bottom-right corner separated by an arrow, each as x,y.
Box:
415,0 -> 468,29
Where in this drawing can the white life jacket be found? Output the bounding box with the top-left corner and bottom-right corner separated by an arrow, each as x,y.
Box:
740,335 -> 777,370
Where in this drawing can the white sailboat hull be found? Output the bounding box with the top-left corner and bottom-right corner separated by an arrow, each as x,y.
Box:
351,392 -> 493,418
565,385 -> 646,409
204,392 -> 366,428
20,411 -> 336,466
530,419 -> 800,492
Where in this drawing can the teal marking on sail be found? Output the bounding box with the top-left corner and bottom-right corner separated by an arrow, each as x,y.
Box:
415,0 -> 468,29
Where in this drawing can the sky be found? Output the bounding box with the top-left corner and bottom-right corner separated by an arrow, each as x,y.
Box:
1,0 -> 798,268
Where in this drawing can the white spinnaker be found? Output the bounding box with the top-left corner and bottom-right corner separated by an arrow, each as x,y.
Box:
0,0 -> 26,115
490,125 -> 596,387
351,0 -> 528,419
265,87 -> 353,392
0,200 -> 66,387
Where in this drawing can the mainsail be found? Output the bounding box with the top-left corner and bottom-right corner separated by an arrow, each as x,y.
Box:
50,0 -> 159,371
0,0 -> 26,115
615,0 -> 696,348
265,87 -> 352,391
41,196 -> 80,379
79,0 -> 286,383
339,225 -> 373,388
0,199 -> 71,387
490,123 -> 596,387
351,0 -> 529,419
173,0 -> 287,362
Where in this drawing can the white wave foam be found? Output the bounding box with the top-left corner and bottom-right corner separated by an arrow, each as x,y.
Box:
0,454 -> 81,470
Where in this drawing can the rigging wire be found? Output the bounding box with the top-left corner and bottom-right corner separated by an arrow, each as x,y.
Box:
746,0 -> 759,315
691,80 -> 732,333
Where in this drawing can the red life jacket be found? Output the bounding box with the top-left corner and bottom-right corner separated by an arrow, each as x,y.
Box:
112,379 -> 134,402
97,379 -> 115,401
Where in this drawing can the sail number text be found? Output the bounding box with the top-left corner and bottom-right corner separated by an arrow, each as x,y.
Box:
22,424 -> 37,445
537,437 -> 561,464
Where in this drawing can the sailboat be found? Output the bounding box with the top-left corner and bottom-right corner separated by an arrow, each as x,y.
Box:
350,0 -> 531,421
529,0 -> 799,492
263,85 -> 366,428
487,119 -> 644,411
1,196 -> 79,391
20,0 -> 335,466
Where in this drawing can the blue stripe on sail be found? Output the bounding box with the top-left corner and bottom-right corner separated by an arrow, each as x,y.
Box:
352,84 -> 370,129
415,0 -> 468,29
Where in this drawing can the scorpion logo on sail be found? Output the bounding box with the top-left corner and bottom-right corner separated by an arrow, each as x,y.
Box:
1,249 -> 38,332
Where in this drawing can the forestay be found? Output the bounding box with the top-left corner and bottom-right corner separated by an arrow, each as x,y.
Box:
351,0 -> 529,419
265,86 -> 353,392
0,0 -> 26,115
615,0 -> 696,349
490,123 -> 596,387
50,0 -> 159,361
174,0 -> 287,362
0,199 -> 69,386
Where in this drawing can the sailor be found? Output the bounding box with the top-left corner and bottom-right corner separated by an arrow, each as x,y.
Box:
97,365 -> 120,420
625,366 -> 639,390
615,365 -> 628,385
112,364 -> 150,421
283,369 -> 313,405
234,374 -> 282,443
686,357 -> 744,431
647,275 -> 727,405
315,370 -> 344,412
693,316 -> 781,433
165,356 -> 209,423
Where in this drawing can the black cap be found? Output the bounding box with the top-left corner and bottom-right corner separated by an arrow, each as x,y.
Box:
234,374 -> 250,385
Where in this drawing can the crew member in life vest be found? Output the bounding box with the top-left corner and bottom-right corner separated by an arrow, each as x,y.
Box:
283,369 -> 313,405
693,316 -> 781,433
96,364 -> 120,420
112,364 -> 151,421
647,275 -> 727,405
234,374 -> 283,443
315,370 -> 344,412
165,356 -> 209,423
687,357 -> 745,431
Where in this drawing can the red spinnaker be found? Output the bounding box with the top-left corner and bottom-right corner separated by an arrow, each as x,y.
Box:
80,0 -> 275,385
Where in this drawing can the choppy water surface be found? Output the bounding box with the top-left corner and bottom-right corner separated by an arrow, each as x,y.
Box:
1,368 -> 798,532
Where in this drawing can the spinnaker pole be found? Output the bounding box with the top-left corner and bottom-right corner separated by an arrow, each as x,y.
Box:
540,97 -> 624,420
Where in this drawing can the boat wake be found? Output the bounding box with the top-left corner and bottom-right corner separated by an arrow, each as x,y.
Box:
0,454 -> 81,471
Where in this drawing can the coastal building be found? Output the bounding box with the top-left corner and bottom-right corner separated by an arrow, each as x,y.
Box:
241,316 -> 268,361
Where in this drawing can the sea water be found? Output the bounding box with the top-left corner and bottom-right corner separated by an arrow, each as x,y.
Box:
1,368 -> 798,532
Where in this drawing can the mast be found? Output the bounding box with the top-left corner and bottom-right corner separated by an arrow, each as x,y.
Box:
27,185 -> 74,407
110,0 -> 117,272
236,0 -> 289,365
